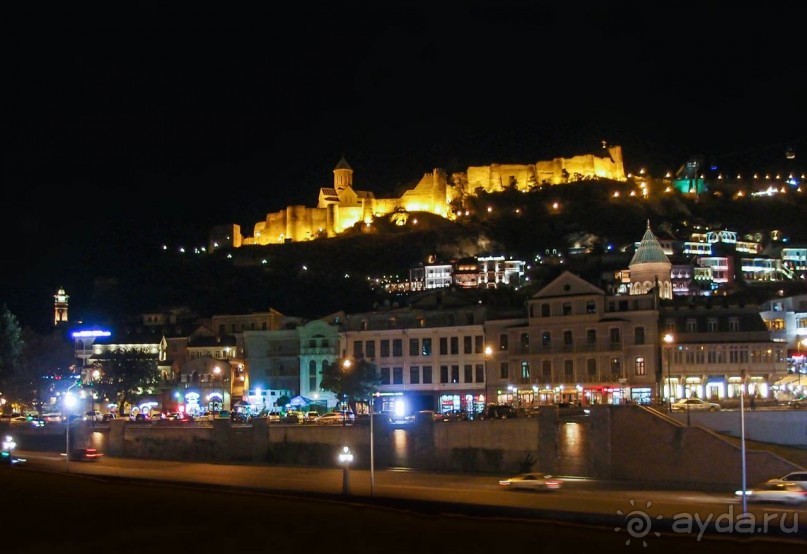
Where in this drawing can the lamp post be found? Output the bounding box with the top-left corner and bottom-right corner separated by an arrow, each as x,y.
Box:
663,333 -> 675,412
739,369 -> 748,513
369,393 -> 376,497
63,380 -> 79,474
341,359 -> 351,426
338,446 -> 354,495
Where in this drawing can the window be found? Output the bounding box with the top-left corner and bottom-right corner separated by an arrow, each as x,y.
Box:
380,340 -> 390,358
474,335 -> 483,354
686,318 -> 697,332
392,339 -> 402,357
610,328 -> 621,345
707,318 -> 718,332
563,360 -> 573,381
586,358 -> 596,380
520,332 -> 530,353
410,366 -> 420,384
499,362 -> 508,379
365,340 -> 375,358
421,338 -> 432,356
353,342 -> 363,359
542,331 -> 551,346
729,318 -> 740,332
464,364 -> 473,383
423,366 -> 433,384
586,329 -> 596,345
634,326 -> 645,345
499,334 -> 508,351
610,357 -> 621,377
380,367 -> 391,385
475,364 -> 484,383
450,337 -> 459,355
521,361 -> 530,380
409,338 -> 419,356
634,357 -> 646,376
439,337 -> 448,355
562,302 -> 572,315
451,365 -> 459,384
393,367 -> 403,385
541,303 -> 550,317
586,300 -> 596,313
541,360 -> 551,382
309,360 -> 317,391
563,330 -> 573,346
309,339 -> 316,348
464,336 -> 473,354
440,365 -> 448,383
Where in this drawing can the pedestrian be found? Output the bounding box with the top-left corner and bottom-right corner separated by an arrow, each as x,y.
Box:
749,394 -> 756,411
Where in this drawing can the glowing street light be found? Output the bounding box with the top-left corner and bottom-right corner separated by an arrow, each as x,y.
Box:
63,380 -> 79,473
664,333 -> 675,412
338,446 -> 354,495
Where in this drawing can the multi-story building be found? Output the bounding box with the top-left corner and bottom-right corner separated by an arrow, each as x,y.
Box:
659,297 -> 787,402
339,306 -> 490,416
505,271 -> 661,407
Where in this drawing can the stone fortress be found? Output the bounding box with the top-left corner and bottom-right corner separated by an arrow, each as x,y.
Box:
210,143 -> 626,249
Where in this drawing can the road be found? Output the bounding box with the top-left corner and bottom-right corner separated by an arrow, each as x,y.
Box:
6,448 -> 806,553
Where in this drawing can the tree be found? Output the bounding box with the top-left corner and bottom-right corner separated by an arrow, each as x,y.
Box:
0,304 -> 24,411
320,358 -> 381,410
93,348 -> 160,415
17,328 -> 77,412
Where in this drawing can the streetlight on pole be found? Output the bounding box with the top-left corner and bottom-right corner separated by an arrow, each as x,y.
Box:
63,380 -> 79,474
338,446 -> 354,495
369,392 -> 375,497
663,333 -> 675,412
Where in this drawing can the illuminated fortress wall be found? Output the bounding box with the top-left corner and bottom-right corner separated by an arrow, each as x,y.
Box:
467,145 -> 625,192
221,146 -> 625,247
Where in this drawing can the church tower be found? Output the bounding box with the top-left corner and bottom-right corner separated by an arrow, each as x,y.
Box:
333,155 -> 353,192
628,222 -> 672,299
54,287 -> 69,326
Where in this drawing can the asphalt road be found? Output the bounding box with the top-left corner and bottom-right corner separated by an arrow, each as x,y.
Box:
4,450 -> 806,553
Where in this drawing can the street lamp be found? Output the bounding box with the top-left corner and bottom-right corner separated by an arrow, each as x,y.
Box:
369,393 -> 375,497
338,445 -> 354,495
341,359 -> 351,426
63,380 -> 79,473
663,333 -> 675,412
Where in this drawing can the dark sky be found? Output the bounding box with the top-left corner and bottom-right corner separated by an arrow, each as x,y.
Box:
3,2 -> 806,330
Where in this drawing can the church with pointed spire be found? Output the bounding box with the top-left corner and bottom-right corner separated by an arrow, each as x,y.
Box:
627,221 -> 673,299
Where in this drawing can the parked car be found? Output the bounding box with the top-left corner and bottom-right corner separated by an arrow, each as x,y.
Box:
230,412 -> 249,423
302,411 -> 321,424
84,410 -> 104,422
280,411 -> 304,424
556,402 -> 590,417
318,411 -> 353,425
478,404 -> 518,420
69,447 -> 104,462
266,411 -> 282,423
671,398 -> 721,412
499,472 -> 563,492
442,409 -> 469,422
736,480 -> 807,505
102,413 -> 118,422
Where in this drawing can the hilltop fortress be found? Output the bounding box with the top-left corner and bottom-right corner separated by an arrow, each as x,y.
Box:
210,144 -> 625,249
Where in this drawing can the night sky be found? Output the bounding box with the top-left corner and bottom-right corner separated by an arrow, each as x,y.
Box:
3,2 -> 806,329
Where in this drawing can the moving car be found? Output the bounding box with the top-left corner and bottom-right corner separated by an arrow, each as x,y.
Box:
775,472 -> 807,488
736,480 -> 807,505
69,447 -> 104,462
671,398 -> 721,412
498,472 -> 562,492
317,411 -> 354,425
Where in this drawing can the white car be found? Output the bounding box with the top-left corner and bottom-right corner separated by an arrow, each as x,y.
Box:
736,480 -> 807,505
776,471 -> 807,488
498,472 -> 562,492
671,398 -> 721,412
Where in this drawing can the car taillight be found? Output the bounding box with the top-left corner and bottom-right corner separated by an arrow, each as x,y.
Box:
546,480 -> 560,488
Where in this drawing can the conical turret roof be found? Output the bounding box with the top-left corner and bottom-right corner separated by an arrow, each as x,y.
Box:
629,221 -> 670,266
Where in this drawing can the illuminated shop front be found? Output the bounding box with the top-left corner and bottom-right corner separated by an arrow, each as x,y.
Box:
438,393 -> 486,416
